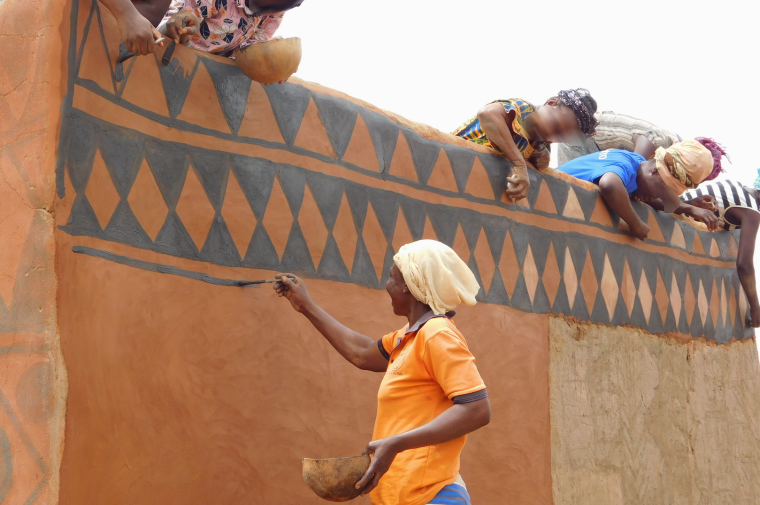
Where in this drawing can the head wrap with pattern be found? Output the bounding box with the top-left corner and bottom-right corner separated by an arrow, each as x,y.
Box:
557,88 -> 598,137
654,140 -> 713,195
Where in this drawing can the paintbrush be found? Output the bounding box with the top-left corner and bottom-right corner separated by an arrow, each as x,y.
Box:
234,275 -> 296,287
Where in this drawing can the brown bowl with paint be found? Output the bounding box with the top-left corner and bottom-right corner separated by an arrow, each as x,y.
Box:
302,454 -> 370,502
235,37 -> 302,85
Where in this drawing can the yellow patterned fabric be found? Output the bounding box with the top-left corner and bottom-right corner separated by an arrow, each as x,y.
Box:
654,140 -> 713,195
452,99 -> 549,159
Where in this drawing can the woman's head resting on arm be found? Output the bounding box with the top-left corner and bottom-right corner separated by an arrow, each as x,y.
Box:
390,240 -> 480,317
635,140 -> 714,212
529,88 -> 598,146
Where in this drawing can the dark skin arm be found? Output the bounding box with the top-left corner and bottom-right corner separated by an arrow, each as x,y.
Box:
100,0 -> 164,54
727,208 -> 760,327
642,198 -> 720,232
273,275 -> 389,372
274,269 -> 492,494
356,398 -> 491,495
598,173 -> 650,240
632,133 -> 657,160
477,104 -> 530,201
530,146 -> 551,171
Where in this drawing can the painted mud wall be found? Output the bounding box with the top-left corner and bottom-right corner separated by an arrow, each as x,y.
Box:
0,0 -> 756,503
0,0 -> 69,503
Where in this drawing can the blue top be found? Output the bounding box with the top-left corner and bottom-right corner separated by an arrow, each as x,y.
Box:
558,149 -> 644,194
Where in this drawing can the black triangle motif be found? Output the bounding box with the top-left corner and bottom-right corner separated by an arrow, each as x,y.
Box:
202,58 -> 253,135
362,110 -> 399,173
404,132 -> 440,184
366,188 -> 398,241
277,165 -> 307,217
99,127 -> 145,197
263,82 -> 311,145
201,217 -> 241,266
188,150 -> 228,210
478,154 -> 510,199
104,201 -> 153,246
317,237 -> 350,281
344,183 -> 369,230
398,197 -> 426,240
69,196 -> 105,235
544,176 -> 570,214
510,275 -> 533,313
443,146 -> 476,193
426,205 -> 459,247
574,185 -> 598,221
154,211 -> 201,259
484,270 -> 509,306
312,93 -> 359,159
66,113 -> 98,193
305,173 -> 344,231
281,225 -> 315,274
145,140 -> 190,208
245,226 -> 281,270
160,57 -> 200,118
231,155 -> 276,220
350,238 -> 381,288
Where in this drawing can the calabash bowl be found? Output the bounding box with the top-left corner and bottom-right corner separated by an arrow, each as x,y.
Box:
235,37 -> 302,84
301,455 -> 371,502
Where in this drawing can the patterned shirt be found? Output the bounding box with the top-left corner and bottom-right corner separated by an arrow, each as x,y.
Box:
680,180 -> 759,230
451,99 -> 550,160
593,111 -> 681,153
159,0 -> 283,57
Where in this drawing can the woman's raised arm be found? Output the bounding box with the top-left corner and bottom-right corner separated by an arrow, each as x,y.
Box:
274,274 -> 389,372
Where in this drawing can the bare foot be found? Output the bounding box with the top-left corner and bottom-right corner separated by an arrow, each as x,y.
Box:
630,222 -> 650,241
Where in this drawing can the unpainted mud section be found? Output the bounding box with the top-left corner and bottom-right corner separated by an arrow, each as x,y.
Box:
549,317 -> 760,505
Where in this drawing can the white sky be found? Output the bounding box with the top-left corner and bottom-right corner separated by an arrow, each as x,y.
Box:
277,0 -> 760,344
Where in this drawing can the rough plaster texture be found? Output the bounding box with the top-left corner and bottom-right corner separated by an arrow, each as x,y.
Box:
0,0 -> 69,503
549,317 -> 760,505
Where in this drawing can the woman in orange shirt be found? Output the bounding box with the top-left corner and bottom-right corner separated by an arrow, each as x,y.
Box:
274,240 -> 491,505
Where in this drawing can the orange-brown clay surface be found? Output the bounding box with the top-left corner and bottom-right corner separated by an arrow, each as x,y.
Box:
55,233 -> 552,505
0,0 -> 755,503
0,0 -> 70,503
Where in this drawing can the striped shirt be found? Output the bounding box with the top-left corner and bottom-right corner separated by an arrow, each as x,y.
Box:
592,111 -> 681,152
680,179 -> 759,230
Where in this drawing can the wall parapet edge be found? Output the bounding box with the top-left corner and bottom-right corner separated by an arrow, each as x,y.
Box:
55,0 -> 752,343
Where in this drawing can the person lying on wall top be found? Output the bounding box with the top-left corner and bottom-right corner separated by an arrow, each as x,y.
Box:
677,178 -> 760,326
274,240 -> 490,505
555,111 -> 730,177
452,88 -> 599,202
157,0 -> 304,58
556,141 -> 715,241
101,0 -> 170,55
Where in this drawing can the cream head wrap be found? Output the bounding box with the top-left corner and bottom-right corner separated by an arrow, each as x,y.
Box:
392,240 -> 480,315
654,140 -> 713,195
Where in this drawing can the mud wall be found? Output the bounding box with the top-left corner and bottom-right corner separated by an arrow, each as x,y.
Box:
549,318 -> 760,504
0,0 -> 755,503
0,0 -> 69,503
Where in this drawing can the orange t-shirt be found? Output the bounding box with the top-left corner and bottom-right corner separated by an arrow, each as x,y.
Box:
371,314 -> 486,505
